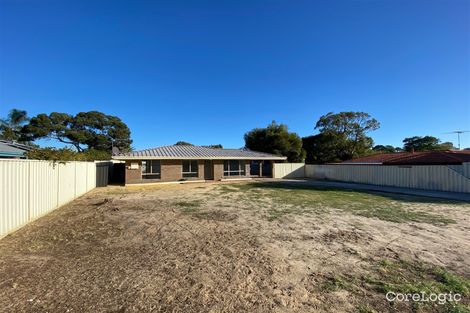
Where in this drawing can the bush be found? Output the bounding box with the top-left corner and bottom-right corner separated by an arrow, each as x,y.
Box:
26,147 -> 111,162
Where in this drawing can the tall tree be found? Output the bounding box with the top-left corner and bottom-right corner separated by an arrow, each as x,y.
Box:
0,109 -> 29,141
21,111 -> 132,152
303,112 -> 380,163
244,121 -> 305,162
402,136 -> 454,152
302,133 -> 344,164
315,111 -> 379,157
372,145 -> 398,153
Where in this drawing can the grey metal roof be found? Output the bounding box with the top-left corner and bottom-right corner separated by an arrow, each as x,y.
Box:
0,141 -> 31,158
113,145 -> 287,160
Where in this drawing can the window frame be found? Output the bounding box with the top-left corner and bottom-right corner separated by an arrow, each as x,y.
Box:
182,160 -> 199,178
223,160 -> 246,176
141,160 -> 161,179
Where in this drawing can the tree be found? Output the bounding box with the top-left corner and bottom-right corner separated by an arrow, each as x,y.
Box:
402,136 -> 454,152
303,112 -> 380,163
205,144 -> 223,149
26,147 -> 111,161
372,145 -> 397,153
244,121 -> 305,162
315,111 -> 379,157
21,111 -> 132,152
175,141 -> 193,146
303,133 -> 344,164
0,109 -> 29,141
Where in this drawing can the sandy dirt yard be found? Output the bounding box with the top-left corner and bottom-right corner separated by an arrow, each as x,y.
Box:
0,181 -> 469,313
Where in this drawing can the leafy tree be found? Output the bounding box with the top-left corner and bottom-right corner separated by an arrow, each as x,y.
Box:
402,136 -> 454,152
21,111 -> 132,152
372,145 -> 397,153
175,141 -> 193,146
26,147 -> 111,161
205,144 -> 223,149
315,111 -> 379,157
439,142 -> 455,150
244,121 -> 305,162
302,133 -> 344,164
0,109 -> 29,141
303,112 -> 380,163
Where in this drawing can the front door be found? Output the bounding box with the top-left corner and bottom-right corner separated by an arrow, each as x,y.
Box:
204,160 -> 213,180
250,161 -> 261,176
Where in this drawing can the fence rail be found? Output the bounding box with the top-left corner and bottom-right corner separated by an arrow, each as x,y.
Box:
0,160 -> 110,238
273,162 -> 470,193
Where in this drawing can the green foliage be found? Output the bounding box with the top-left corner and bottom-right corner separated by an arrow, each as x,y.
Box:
21,111 -> 132,152
372,145 -> 398,153
403,136 -> 455,152
315,111 -> 379,137
303,112 -> 380,163
205,144 -> 223,149
244,121 -> 305,162
26,147 -> 111,161
175,141 -> 193,146
0,109 -> 30,141
303,133 -> 344,164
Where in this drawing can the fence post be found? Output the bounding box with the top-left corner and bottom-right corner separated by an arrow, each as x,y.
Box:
27,161 -> 31,222
56,162 -> 60,207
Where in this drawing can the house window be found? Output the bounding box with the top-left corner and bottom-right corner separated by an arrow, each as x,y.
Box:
141,160 -> 161,179
223,160 -> 246,176
182,160 -> 199,178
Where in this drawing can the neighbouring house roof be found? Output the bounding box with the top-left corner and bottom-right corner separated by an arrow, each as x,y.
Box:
341,152 -> 413,165
0,140 -> 32,158
342,151 -> 470,165
112,145 -> 287,160
383,151 -> 470,165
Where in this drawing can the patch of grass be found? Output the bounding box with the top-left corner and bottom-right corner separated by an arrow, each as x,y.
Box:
443,304 -> 470,313
317,259 -> 470,312
356,304 -> 378,313
321,275 -> 355,292
216,183 -> 456,225
362,259 -> 470,312
174,200 -> 202,213
369,259 -> 470,296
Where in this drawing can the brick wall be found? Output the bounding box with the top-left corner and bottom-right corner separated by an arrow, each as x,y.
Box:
125,160 -> 143,184
125,159 -> 206,184
124,159 -> 272,184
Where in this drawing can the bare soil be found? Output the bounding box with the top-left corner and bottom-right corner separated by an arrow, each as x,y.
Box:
0,181 -> 469,313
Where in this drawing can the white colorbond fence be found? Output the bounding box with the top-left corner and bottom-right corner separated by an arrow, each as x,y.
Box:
0,160 -> 111,238
274,162 -> 470,194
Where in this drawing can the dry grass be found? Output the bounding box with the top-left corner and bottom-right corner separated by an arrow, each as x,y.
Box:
0,181 -> 469,312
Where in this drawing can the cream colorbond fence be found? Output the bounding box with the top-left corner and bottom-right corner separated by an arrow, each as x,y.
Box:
273,162 -> 470,193
0,160 -> 110,238
273,163 -> 305,179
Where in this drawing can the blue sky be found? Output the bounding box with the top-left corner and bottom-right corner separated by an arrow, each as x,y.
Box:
1,0 -> 469,150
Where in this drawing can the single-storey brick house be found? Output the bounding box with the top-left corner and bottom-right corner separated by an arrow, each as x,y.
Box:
112,145 -> 287,184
